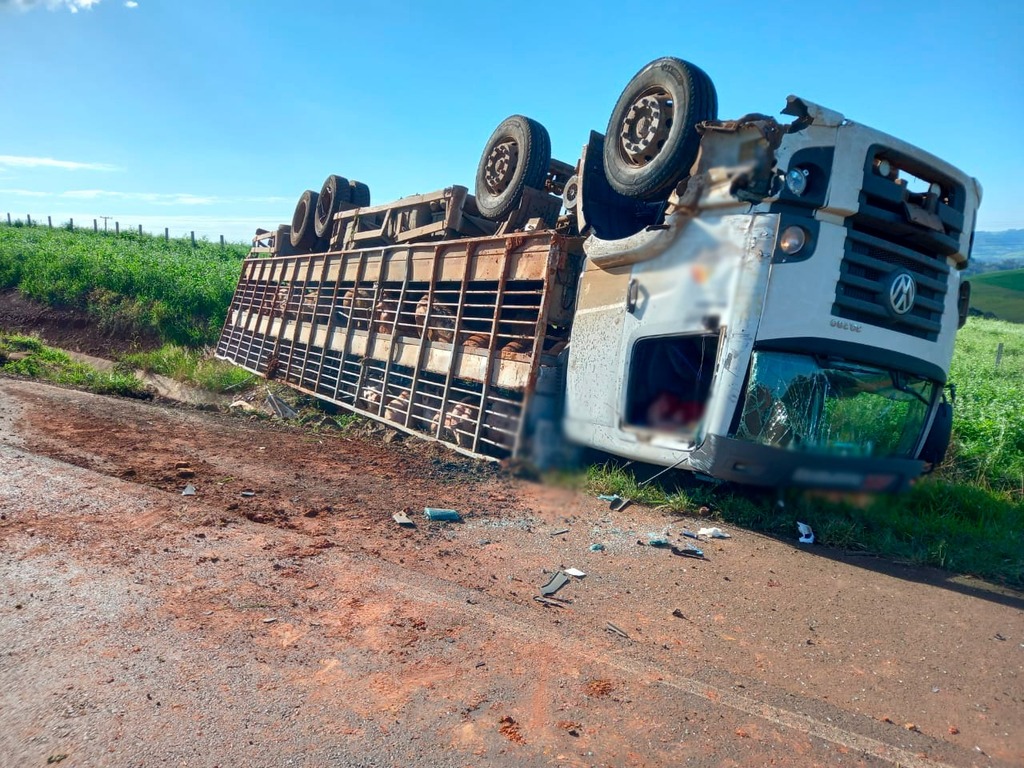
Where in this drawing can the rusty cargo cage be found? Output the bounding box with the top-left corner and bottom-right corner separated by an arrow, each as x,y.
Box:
216,231 -> 581,461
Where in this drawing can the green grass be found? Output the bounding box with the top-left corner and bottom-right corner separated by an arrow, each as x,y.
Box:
945,317 -> 1024,490
970,268 -> 1024,322
120,344 -> 255,393
0,333 -> 148,398
0,222 -> 247,346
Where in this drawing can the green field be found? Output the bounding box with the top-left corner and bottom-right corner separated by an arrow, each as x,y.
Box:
0,222 -> 247,346
970,268 -> 1024,323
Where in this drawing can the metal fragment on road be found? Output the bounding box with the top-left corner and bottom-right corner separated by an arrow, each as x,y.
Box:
564,567 -> 586,578
240,490 -> 256,498
549,528 -> 571,536
605,621 -> 630,639
539,570 -> 570,596
671,544 -> 704,559
533,595 -> 567,608
181,484 -> 196,496
393,510 -> 415,527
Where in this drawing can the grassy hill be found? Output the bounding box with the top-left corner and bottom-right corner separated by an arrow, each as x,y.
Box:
970,268 -> 1024,323
0,222 -> 247,346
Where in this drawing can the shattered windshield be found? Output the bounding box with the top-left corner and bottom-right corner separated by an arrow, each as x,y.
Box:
733,352 -> 936,458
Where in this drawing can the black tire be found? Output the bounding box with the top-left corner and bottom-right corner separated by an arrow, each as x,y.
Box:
314,175 -> 350,238
474,114 -> 551,221
349,180 -> 371,207
919,401 -> 953,469
603,57 -> 717,201
290,189 -> 319,249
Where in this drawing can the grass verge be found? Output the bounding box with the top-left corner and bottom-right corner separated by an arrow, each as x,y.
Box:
0,333 -> 148,398
120,344 -> 255,393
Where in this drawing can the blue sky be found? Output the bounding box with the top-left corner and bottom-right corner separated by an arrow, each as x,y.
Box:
1,0 -> 1021,242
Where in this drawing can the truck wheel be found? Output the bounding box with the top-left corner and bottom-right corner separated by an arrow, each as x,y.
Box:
290,189 -> 319,249
475,115 -> 551,221
603,57 -> 717,201
349,180 -> 371,207
314,175 -> 350,238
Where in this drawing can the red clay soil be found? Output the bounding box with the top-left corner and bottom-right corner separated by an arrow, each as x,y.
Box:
1,376 -> 1022,768
1,294 -> 1022,766
0,288 -> 161,355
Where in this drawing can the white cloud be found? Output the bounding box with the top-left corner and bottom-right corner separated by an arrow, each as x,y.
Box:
0,188 -> 48,197
0,0 -> 104,12
124,0 -> 136,7
58,189 -> 288,206
0,155 -> 119,172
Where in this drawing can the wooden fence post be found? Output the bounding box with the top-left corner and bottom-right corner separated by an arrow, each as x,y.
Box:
48,216 -> 52,228
115,221 -> 120,235
27,214 -> 32,226
5,213 -> 10,225
995,343 -> 1004,368
94,219 -> 98,233
165,227 -> 169,242
138,224 -> 142,235
190,231 -> 195,246
69,218 -> 74,231
220,234 -> 225,248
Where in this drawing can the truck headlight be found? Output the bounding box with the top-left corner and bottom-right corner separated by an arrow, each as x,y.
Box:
785,167 -> 810,196
779,226 -> 807,255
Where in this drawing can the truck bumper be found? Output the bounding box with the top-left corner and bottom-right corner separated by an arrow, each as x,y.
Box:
689,434 -> 923,492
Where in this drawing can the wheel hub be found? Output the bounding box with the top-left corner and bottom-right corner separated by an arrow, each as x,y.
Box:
483,138 -> 519,194
619,91 -> 673,165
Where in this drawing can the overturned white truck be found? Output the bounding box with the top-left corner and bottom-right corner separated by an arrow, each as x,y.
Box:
216,57 -> 981,492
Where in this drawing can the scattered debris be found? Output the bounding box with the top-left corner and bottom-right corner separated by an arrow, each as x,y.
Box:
229,399 -> 257,412
262,617 -> 278,624
557,720 -> 582,737
564,567 -> 586,578
46,755 -> 68,765
498,715 -> 525,744
176,467 -> 195,478
240,490 -> 256,498
181,484 -> 196,496
797,521 -> 815,544
670,544 -> 704,559
948,726 -> 960,735
540,571 -> 570,596
671,609 -> 688,620
903,722 -> 919,732
533,595 -> 567,608
393,510 -> 415,527
604,621 -> 630,639
597,494 -> 631,511
584,679 -> 614,697
424,507 -> 462,522
589,543 -> 605,552
682,530 -> 699,539
264,390 -> 299,419
549,528 -> 571,536
697,526 -> 731,539
994,633 -> 1007,641
647,534 -> 671,548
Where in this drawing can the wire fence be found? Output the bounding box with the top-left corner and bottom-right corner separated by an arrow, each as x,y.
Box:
3,211 -> 234,247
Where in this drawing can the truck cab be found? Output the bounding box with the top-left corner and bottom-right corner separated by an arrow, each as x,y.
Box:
564,67 -> 981,492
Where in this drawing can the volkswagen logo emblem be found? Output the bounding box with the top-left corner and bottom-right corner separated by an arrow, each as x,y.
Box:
887,271 -> 917,316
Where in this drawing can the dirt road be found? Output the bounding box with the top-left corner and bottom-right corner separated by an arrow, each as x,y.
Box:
1,377 -> 1021,767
